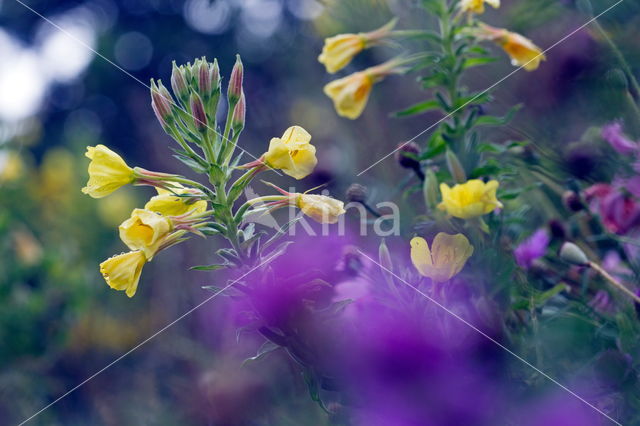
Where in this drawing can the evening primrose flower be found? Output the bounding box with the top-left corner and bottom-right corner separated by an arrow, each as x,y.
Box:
297,193 -> 346,224
100,251 -> 147,298
459,0 -> 500,14
410,233 -> 474,282
438,179 -> 503,219
318,19 -> 397,74
324,58 -> 408,119
247,183 -> 345,224
324,70 -> 374,119
263,126 -> 317,179
81,144 -> 135,198
119,209 -> 173,259
474,24 -> 545,71
319,34 -> 366,74
144,184 -> 208,216
500,31 -> 546,70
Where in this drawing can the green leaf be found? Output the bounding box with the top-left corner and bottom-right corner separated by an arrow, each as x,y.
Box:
172,153 -> 209,174
419,133 -> 446,160
470,162 -> 502,178
420,72 -> 448,89
454,92 -> 492,109
393,100 -> 441,117
534,283 -> 569,307
462,57 -> 497,69
190,264 -> 228,271
477,143 -> 506,154
473,105 -> 522,127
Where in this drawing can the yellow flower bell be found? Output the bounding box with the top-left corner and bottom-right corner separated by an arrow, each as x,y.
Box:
263,126 -> 317,179
318,34 -> 367,74
410,233 -> 474,282
99,251 -> 147,298
318,19 -> 397,74
81,145 -> 135,198
459,0 -> 500,14
297,193 -> 346,224
323,70 -> 374,120
438,179 -> 503,219
500,31 -> 546,71
119,209 -> 173,259
474,24 -> 545,71
144,184 -> 208,216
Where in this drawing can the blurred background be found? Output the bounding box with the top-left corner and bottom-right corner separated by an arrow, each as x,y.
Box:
1,0 -> 639,424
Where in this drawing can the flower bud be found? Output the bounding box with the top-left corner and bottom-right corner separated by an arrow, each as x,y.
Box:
446,149 -> 467,183
210,58 -> 221,91
231,92 -> 246,134
423,168 -> 439,210
562,191 -> 584,212
150,79 -> 173,128
378,238 -> 393,273
197,58 -> 212,99
228,54 -> 244,105
346,183 -> 368,203
189,92 -> 207,131
395,141 -> 421,170
548,219 -> 566,241
559,242 -> 589,266
171,61 -> 189,103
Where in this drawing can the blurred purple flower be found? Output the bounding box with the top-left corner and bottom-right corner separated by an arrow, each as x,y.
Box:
585,184 -> 640,235
588,290 -> 614,314
602,122 -> 638,155
623,176 -> 640,199
514,229 -> 550,269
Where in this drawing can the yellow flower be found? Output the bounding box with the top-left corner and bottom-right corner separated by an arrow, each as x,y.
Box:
297,194 -> 346,224
144,184 -> 208,216
459,0 -> 500,14
474,24 -> 545,71
100,251 -> 147,298
500,30 -> 546,71
318,34 -> 366,74
318,19 -> 397,74
263,126 -> 317,179
0,151 -> 25,183
324,70 -> 374,119
81,145 -> 135,198
119,208 -> 173,259
438,179 -> 503,219
410,233 -> 474,282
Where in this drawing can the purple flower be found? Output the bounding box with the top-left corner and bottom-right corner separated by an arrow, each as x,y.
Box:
602,122 -> 638,155
514,229 -> 550,269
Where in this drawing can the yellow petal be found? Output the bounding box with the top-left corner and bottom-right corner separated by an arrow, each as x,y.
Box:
410,236 -> 433,277
99,251 -> 147,298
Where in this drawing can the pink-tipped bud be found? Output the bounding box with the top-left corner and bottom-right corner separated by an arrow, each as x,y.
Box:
171,61 -> 188,102
189,92 -> 207,131
151,79 -> 173,126
227,54 -> 244,104
210,58 -> 221,92
232,91 -> 246,133
197,58 -> 212,98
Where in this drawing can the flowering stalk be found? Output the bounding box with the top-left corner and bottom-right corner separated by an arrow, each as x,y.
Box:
83,56 -> 345,298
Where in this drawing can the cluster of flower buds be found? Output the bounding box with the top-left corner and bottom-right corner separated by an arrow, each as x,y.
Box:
150,55 -> 245,172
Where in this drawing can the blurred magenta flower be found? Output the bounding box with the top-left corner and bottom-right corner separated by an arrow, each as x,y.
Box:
602,122 -> 638,155
585,184 -> 640,235
514,228 -> 550,269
